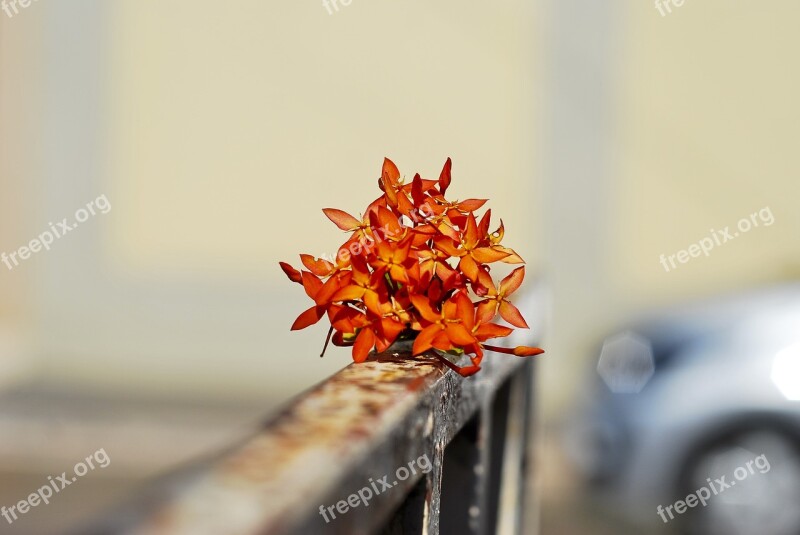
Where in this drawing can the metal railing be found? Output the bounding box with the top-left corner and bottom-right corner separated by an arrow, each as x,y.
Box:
78,354 -> 536,535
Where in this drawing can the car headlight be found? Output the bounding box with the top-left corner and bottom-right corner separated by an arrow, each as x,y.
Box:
772,342 -> 800,401
597,331 -> 655,394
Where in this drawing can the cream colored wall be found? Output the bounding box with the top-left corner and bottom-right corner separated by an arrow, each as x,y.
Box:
0,11 -> 45,384
539,1 -> 800,417
0,1 -> 541,402
6,0 -> 796,408
107,0 -> 540,284
613,1 -> 800,304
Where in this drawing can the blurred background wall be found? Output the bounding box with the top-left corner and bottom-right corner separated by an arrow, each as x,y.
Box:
541,0 -> 800,417
2,1 -> 800,532
2,0 -> 800,413
1,0 -> 539,405
0,0 -> 798,427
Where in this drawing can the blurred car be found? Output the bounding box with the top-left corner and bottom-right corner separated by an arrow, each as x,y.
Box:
567,284 -> 800,535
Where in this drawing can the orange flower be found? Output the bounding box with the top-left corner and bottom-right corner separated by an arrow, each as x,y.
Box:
434,213 -> 510,282
477,266 -> 529,328
370,236 -> 415,285
410,292 -> 477,356
330,255 -> 387,315
279,157 -> 544,377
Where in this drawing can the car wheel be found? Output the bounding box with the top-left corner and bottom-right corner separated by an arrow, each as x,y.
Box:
679,428 -> 800,535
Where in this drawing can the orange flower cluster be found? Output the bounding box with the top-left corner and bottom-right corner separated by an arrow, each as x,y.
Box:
280,158 -> 543,377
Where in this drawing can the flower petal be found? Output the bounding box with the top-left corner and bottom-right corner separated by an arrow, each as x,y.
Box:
329,305 -> 361,333
392,235 -> 413,263
482,344 -> 544,357
331,285 -> 366,302
363,290 -> 386,316
499,300 -> 529,329
315,272 -> 351,305
300,254 -> 334,277
497,246 -> 525,264
279,262 -> 302,284
410,295 -> 441,323
476,300 -> 498,324
490,220 -> 505,245
352,328 -> 376,363
457,199 -> 488,212
434,236 -> 462,257
322,208 -> 361,231
463,213 -> 480,249
412,324 -> 441,355
436,220 -> 461,241
379,318 -> 405,346
499,266 -> 525,297
389,265 -> 410,285
431,331 -> 454,351
301,271 -> 323,300
474,323 -> 513,340
445,323 -> 476,346
457,365 -> 481,377
375,206 -> 404,238
477,209 -> 492,238
454,292 -> 475,329
471,247 -> 511,264
458,255 -> 481,283
291,306 -> 323,330
383,181 -> 399,208
438,157 -> 452,195
512,346 -> 545,357
382,157 -> 401,184
411,173 -> 425,206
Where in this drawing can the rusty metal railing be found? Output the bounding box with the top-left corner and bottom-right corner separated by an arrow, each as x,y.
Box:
77,353 -> 537,535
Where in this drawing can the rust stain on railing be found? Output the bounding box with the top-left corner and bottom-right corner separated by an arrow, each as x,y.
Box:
78,351 -> 534,535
